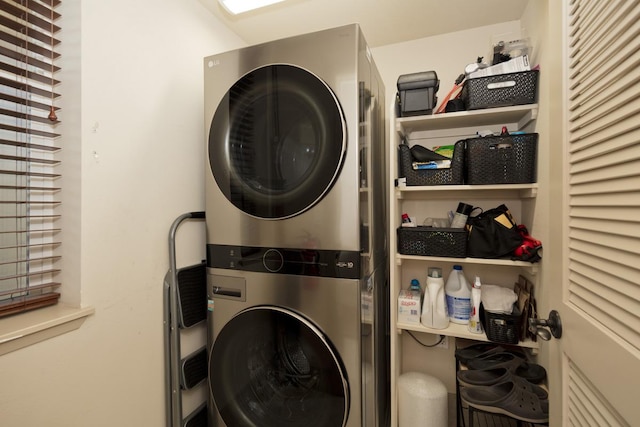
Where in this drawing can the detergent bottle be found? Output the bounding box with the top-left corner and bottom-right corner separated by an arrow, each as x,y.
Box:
421,267 -> 449,329
445,265 -> 471,324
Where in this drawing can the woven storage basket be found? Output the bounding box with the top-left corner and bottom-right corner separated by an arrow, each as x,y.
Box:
480,303 -> 522,344
397,227 -> 467,258
398,140 -> 464,186
461,70 -> 539,110
465,133 -> 538,185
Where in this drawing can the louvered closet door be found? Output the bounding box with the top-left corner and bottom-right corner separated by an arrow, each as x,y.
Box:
561,0 -> 640,424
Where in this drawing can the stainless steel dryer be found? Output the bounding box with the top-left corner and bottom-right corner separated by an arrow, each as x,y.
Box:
204,24 -> 388,427
204,23 -> 386,254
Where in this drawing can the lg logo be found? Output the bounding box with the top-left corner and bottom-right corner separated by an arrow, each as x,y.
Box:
336,261 -> 354,269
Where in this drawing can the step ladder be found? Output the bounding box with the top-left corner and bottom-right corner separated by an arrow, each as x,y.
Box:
164,212 -> 208,427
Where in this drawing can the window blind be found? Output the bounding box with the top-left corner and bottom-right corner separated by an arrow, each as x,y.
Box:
0,0 -> 61,317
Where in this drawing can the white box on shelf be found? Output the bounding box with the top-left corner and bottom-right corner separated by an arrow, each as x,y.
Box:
397,290 -> 421,324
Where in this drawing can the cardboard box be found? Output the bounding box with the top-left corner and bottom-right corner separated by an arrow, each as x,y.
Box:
398,290 -> 421,324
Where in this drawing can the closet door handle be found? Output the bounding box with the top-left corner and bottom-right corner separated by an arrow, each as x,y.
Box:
528,310 -> 562,340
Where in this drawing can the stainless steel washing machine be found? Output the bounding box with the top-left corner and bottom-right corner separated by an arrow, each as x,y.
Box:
204,24 -> 388,427
207,260 -> 359,427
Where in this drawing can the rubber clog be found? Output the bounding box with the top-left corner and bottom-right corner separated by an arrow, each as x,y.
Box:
457,367 -> 511,387
514,362 -> 547,384
460,380 -> 549,423
460,371 -> 549,400
457,370 -> 548,399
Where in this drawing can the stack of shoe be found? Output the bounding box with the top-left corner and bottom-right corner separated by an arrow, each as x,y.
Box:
455,343 -> 549,424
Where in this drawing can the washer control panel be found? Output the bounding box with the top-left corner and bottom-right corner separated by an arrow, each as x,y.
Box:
207,244 -> 360,279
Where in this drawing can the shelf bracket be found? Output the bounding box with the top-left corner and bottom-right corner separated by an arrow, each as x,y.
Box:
518,107 -> 538,130
524,264 -> 540,276
519,186 -> 538,198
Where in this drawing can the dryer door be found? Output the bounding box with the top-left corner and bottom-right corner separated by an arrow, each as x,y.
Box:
209,306 -> 349,426
208,64 -> 346,219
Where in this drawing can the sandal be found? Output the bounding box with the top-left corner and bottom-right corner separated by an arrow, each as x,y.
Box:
455,343 -> 524,365
458,362 -> 547,386
455,343 -> 504,365
515,362 -> 547,384
457,367 -> 511,387
466,351 -> 525,371
460,380 -> 549,423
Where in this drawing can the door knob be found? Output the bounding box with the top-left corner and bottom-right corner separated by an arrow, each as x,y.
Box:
528,310 -> 562,340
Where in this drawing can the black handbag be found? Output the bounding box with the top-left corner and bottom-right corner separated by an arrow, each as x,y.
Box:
466,204 -> 523,258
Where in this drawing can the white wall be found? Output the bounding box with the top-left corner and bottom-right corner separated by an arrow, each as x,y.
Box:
0,1 -> 244,426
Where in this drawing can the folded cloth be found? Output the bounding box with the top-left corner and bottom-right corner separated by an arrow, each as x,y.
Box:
481,285 -> 517,314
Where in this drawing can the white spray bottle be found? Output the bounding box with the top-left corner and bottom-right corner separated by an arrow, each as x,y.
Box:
468,276 -> 483,334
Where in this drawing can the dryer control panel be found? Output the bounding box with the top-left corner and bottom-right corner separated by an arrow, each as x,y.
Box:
207,244 -> 360,279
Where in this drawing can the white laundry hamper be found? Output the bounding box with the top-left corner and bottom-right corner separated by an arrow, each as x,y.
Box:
397,372 -> 448,427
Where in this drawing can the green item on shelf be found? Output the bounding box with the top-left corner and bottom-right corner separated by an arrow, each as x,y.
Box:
432,145 -> 455,159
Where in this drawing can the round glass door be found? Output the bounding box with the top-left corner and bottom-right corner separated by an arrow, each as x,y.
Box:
209,64 -> 346,219
209,306 -> 349,426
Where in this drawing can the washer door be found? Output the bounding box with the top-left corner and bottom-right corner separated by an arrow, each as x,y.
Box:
209,64 -> 346,219
209,306 -> 349,427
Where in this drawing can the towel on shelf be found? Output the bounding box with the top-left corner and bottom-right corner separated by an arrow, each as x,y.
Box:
481,285 -> 518,314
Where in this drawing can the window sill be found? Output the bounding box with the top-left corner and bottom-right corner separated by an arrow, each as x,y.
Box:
0,304 -> 95,356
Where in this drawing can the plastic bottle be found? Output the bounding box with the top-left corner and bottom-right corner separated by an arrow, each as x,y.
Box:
468,276 -> 483,334
410,278 -> 423,315
450,202 -> 473,228
421,267 -> 449,329
445,265 -> 472,324
410,278 -> 421,293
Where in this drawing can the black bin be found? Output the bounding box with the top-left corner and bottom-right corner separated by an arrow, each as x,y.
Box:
397,71 -> 439,117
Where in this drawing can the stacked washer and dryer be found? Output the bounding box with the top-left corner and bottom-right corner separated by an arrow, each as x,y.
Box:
204,24 -> 389,427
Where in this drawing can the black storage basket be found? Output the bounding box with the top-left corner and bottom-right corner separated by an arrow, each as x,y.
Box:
480,303 -> 522,344
465,133 -> 538,184
397,226 -> 467,258
398,140 -> 464,186
461,70 -> 539,110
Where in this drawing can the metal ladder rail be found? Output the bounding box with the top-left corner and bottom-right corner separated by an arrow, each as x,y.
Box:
165,211 -> 206,427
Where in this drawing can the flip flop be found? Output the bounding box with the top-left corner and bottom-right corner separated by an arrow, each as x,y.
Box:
455,343 -> 504,365
455,343 -> 525,365
460,380 -> 549,423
